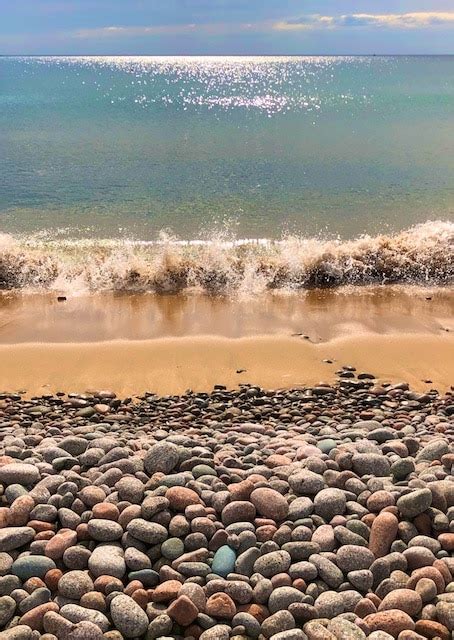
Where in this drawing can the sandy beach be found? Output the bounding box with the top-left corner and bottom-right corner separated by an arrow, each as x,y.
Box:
0,288 -> 452,396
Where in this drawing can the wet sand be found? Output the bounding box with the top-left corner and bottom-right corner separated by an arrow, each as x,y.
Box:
0,287 -> 452,396
0,333 -> 452,397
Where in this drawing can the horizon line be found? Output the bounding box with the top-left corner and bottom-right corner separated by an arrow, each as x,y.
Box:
1,52 -> 454,57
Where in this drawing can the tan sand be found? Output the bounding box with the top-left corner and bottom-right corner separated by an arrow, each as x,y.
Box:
0,287 -> 452,396
0,333 -> 452,397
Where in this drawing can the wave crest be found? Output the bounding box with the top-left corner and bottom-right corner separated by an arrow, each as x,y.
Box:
0,221 -> 452,295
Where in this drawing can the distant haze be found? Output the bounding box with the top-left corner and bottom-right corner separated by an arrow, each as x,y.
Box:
1,1 -> 454,55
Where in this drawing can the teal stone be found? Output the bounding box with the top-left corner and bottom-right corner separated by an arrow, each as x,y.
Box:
192,464 -> 217,478
12,556 -> 56,580
317,439 -> 337,454
211,545 -> 236,578
161,473 -> 188,487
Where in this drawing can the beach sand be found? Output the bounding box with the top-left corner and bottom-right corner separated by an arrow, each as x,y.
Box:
0,287 -> 452,396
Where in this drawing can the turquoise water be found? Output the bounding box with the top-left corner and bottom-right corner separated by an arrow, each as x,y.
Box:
1,55 -> 453,241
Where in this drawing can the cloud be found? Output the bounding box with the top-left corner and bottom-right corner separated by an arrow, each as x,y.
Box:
73,22 -> 255,39
275,12 -> 454,31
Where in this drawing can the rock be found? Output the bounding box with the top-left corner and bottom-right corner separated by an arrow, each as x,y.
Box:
167,595 -> 199,625
0,626 -> 33,640
352,454 -> 390,477
110,594 -> 149,638
365,610 -> 415,637
144,442 -> 179,474
314,488 -> 346,522
327,617 -> 367,639
253,551 -> 292,578
262,611 -> 296,638
289,470 -> 325,496
0,528 -> 35,552
126,519 -> 168,544
0,464 -> 40,486
416,439 -> 449,462
268,587 -> 305,613
166,487 -> 200,510
12,556 -> 56,580
250,488 -> 289,521
0,595 -> 16,626
369,512 -> 399,558
314,591 -> 344,618
397,489 -> 432,518
58,571 -> 94,600
212,545 -> 237,577
60,604 -> 110,631
86,519 -> 123,542
378,589 -> 422,616
436,601 -> 454,631
88,545 -> 125,579
336,545 -> 374,573
205,592 -> 236,619
68,621 -> 104,640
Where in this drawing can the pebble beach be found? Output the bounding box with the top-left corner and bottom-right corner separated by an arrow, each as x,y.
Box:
0,375 -> 453,640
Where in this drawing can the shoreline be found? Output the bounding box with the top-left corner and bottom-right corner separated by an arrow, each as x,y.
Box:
0,332 -> 452,397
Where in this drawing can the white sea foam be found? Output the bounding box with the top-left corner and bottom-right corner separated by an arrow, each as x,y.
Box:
0,221 -> 452,295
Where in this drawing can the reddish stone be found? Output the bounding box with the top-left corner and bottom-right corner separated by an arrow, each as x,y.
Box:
184,624 -> 202,639
123,580 -> 144,596
367,593 -> 382,608
271,573 -> 292,588
152,580 -> 182,602
407,567 -> 445,593
239,604 -> 269,624
79,592 -> 106,612
167,595 -> 199,626
24,577 -> 46,593
118,504 -> 141,529
414,620 -> 450,640
76,523 -> 90,541
35,531 -> 54,541
131,589 -> 148,609
378,589 -> 422,616
9,495 -> 35,526
433,559 -> 452,586
355,598 -> 377,617
205,593 -> 236,619
364,610 -> 415,637
45,529 -> 77,560
438,533 -> 454,551
19,602 -> 60,631
266,454 -> 292,468
292,579 -> 306,591
27,521 -> 55,532
228,480 -> 254,500
92,503 -> 119,521
93,575 -> 124,594
250,488 -> 289,521
44,569 -> 63,592
256,525 -> 277,542
369,512 -> 399,558
413,513 -> 432,536
367,491 -> 395,512
166,487 -> 200,511
0,507 -> 10,528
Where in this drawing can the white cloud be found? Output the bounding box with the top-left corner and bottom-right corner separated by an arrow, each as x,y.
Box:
275,12 -> 454,31
73,22 -> 254,39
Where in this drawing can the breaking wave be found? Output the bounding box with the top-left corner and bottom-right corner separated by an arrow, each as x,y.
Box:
0,221 -> 452,296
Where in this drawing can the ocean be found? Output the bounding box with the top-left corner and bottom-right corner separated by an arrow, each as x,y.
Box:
0,55 -> 453,293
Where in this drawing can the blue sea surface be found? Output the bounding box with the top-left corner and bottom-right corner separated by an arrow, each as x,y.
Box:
0,55 -> 453,240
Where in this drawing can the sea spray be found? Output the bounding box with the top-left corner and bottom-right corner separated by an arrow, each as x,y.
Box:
0,221 -> 452,295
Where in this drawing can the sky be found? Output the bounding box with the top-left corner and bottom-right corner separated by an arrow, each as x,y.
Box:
1,0 -> 454,55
